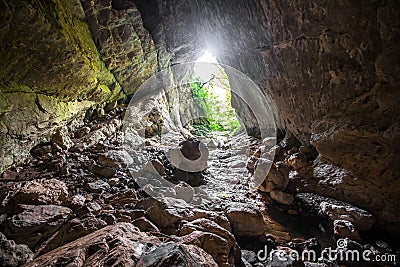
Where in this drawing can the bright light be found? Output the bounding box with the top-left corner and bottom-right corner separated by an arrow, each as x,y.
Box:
194,51 -> 219,82
196,51 -> 218,63
194,51 -> 226,102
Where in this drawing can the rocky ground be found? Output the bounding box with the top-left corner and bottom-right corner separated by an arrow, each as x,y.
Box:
0,105 -> 398,267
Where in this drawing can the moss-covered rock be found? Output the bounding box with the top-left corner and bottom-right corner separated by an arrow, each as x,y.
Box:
0,0 -> 157,172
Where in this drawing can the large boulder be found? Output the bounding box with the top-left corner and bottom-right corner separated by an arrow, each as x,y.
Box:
225,202 -> 265,238
22,223 -> 216,267
2,205 -> 72,249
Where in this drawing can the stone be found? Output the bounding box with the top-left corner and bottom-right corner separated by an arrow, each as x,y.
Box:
287,152 -> 309,170
51,129 -> 74,150
74,126 -> 91,138
90,164 -> 116,178
246,156 -> 258,173
105,189 -> 138,207
37,217 -> 108,255
2,179 -> 68,212
258,161 -> 289,193
181,231 -> 233,267
107,177 -> 119,186
132,217 -> 159,232
0,232 -> 34,267
333,220 -> 361,240
135,197 -> 195,229
225,202 -> 265,237
85,180 -> 111,193
138,243 -> 218,267
179,218 -> 241,266
2,204 -> 72,249
98,150 -> 133,169
21,223 -> 165,267
270,189 -> 294,205
320,202 -> 375,231
174,181 -> 195,203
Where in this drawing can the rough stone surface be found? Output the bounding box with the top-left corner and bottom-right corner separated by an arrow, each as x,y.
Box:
320,201 -> 375,231
333,219 -> 361,240
225,202 -> 265,238
0,232 -> 34,267
1,204 -> 72,249
270,189 -> 294,206
1,179 -> 68,212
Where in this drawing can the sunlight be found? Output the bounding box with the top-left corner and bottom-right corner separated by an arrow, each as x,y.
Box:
196,51 -> 218,63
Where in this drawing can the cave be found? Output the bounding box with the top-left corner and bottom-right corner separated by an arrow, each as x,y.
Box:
0,0 -> 399,266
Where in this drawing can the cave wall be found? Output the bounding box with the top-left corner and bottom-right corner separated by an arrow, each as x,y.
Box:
0,0 -> 157,172
133,0 -> 400,235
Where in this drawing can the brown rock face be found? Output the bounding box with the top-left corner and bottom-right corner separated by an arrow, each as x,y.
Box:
23,223 -> 217,267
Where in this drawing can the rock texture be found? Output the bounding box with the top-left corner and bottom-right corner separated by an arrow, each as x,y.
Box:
134,0 -> 400,237
0,0 -> 156,172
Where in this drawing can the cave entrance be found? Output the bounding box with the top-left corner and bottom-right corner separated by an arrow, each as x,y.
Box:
188,51 -> 241,139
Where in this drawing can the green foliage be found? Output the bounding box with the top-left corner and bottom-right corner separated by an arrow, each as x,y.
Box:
189,67 -> 240,136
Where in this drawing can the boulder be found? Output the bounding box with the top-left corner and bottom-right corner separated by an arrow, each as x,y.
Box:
2,179 -> 68,212
320,202 -> 375,231
37,216 -> 107,254
270,189 -> 294,205
0,232 -> 33,267
225,202 -> 265,237
138,243 -> 218,267
286,152 -> 308,170
85,180 -> 111,193
21,223 -> 163,267
258,161 -> 289,193
174,181 -> 195,203
2,205 -> 72,249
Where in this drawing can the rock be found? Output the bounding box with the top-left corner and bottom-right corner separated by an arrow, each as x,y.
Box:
132,217 -> 159,232
105,189 -> 138,207
320,202 -> 375,230
225,202 -> 265,237
174,181 -> 195,202
21,223 -> 165,267
138,243 -> 218,267
180,218 -> 241,266
98,150 -> 133,169
258,161 -> 289,193
0,232 -> 34,267
51,129 -> 73,150
135,197 -> 195,229
90,164 -> 116,178
270,189 -> 294,205
74,126 -> 91,138
107,177 -> 119,186
30,143 -> 53,158
2,204 -> 72,249
85,180 -> 111,193
2,179 -> 68,213
287,152 -> 308,170
333,220 -> 361,240
37,217 -> 107,255
180,231 -> 230,267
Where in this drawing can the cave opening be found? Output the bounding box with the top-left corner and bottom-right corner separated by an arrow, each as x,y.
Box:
188,51 -> 241,139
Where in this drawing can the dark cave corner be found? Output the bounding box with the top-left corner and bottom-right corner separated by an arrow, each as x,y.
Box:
0,0 -> 399,266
